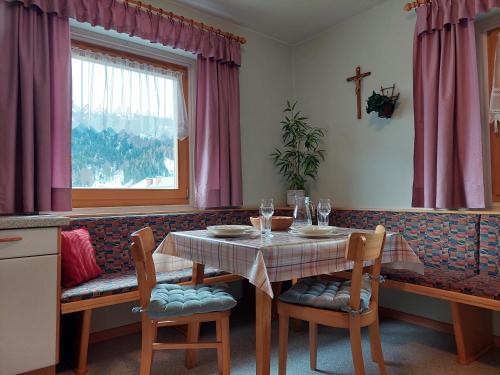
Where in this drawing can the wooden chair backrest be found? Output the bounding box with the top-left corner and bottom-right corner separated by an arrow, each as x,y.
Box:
345,225 -> 386,312
130,227 -> 158,308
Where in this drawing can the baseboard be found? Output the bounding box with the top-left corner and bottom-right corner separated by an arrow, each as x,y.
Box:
379,307 -> 454,334
89,321 -> 189,344
90,322 -> 141,344
19,365 -> 56,375
380,307 -> 500,347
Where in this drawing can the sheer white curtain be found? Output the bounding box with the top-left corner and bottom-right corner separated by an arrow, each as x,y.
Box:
490,34 -> 500,136
71,46 -> 188,140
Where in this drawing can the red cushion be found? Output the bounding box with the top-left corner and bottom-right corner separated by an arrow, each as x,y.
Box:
61,229 -> 102,288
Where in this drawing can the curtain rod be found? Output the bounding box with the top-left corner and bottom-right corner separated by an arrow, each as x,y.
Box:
404,0 -> 432,12
124,0 -> 246,44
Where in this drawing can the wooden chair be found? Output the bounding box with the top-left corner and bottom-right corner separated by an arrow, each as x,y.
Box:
277,225 -> 387,375
130,227 -> 235,375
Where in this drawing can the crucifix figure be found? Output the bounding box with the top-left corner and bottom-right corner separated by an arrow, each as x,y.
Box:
346,66 -> 371,119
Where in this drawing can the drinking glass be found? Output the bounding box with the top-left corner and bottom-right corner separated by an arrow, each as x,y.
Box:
317,198 -> 332,227
260,198 -> 274,237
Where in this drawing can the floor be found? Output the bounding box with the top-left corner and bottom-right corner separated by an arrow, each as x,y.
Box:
58,307 -> 500,375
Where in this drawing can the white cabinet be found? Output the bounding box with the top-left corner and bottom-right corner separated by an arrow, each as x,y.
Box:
0,226 -> 61,375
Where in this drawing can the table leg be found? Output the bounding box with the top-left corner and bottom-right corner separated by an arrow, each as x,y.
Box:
291,278 -> 303,332
255,287 -> 272,375
185,263 -> 205,369
271,282 -> 283,319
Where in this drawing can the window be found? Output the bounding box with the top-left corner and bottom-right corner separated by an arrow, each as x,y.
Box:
487,28 -> 500,203
71,41 -> 189,208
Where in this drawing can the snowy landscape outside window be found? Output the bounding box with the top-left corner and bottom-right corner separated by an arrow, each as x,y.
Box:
70,42 -> 190,208
72,46 -> 187,189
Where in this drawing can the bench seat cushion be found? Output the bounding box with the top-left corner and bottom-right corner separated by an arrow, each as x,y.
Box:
382,266 -> 470,290
61,267 -> 225,303
450,275 -> 500,300
144,284 -> 237,319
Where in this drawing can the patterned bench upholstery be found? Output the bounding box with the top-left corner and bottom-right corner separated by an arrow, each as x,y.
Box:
333,210 -> 481,290
478,214 -> 500,277
61,267 -> 224,303
448,214 -> 500,300
62,209 -> 264,303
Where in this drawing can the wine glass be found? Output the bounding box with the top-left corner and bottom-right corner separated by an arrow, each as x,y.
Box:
317,198 -> 332,227
260,198 -> 274,237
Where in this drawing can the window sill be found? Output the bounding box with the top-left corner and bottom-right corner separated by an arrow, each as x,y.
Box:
47,204 -> 196,218
45,205 -> 262,218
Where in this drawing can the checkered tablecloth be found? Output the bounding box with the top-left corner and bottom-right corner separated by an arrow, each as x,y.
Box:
155,228 -> 423,297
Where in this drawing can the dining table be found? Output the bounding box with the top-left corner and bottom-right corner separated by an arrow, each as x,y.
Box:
155,227 -> 423,375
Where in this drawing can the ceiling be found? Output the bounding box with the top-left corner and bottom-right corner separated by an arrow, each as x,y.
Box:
171,0 -> 388,45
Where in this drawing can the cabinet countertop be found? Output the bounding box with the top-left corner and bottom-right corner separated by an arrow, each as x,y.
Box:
0,215 -> 70,230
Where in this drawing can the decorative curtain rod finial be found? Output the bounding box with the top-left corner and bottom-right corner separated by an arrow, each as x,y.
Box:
404,0 -> 431,12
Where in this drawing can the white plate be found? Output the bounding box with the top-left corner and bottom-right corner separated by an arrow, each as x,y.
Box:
293,225 -> 335,235
207,229 -> 259,238
206,225 -> 254,234
289,229 -> 344,238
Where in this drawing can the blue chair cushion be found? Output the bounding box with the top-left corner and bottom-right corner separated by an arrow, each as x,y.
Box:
143,283 -> 237,319
279,276 -> 372,313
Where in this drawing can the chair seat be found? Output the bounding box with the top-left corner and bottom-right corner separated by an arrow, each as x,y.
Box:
381,266 -> 470,290
61,267 -> 225,303
278,276 -> 372,313
450,275 -> 500,300
144,283 -> 237,319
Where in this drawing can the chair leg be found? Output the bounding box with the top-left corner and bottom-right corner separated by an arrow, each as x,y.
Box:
221,316 -> 231,375
368,318 -> 387,375
278,314 -> 289,375
140,319 -> 155,375
74,309 -> 92,375
349,316 -> 366,375
185,321 -> 201,369
309,322 -> 318,370
216,319 -> 223,375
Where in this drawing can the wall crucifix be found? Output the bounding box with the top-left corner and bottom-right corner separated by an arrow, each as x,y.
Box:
346,66 -> 371,119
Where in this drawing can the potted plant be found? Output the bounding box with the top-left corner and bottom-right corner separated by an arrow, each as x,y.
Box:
366,84 -> 400,119
271,101 -> 326,206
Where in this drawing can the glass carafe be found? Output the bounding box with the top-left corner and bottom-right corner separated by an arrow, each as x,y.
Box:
292,196 -> 312,229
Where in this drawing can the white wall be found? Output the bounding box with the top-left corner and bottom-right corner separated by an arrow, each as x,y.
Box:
292,0 -> 500,335
293,0 -> 415,209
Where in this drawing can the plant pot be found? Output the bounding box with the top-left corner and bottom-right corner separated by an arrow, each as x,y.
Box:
379,102 -> 395,118
287,190 -> 305,207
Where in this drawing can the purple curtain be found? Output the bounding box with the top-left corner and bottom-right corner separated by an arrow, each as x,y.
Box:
0,1 -> 72,213
195,56 -> 242,208
412,0 -> 500,208
3,0 -> 243,211
5,0 -> 241,65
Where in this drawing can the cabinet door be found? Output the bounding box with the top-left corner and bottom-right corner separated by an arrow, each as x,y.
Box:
0,255 -> 57,375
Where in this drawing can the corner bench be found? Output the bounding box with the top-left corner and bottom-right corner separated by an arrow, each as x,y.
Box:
332,209 -> 500,365
61,209 -> 269,374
